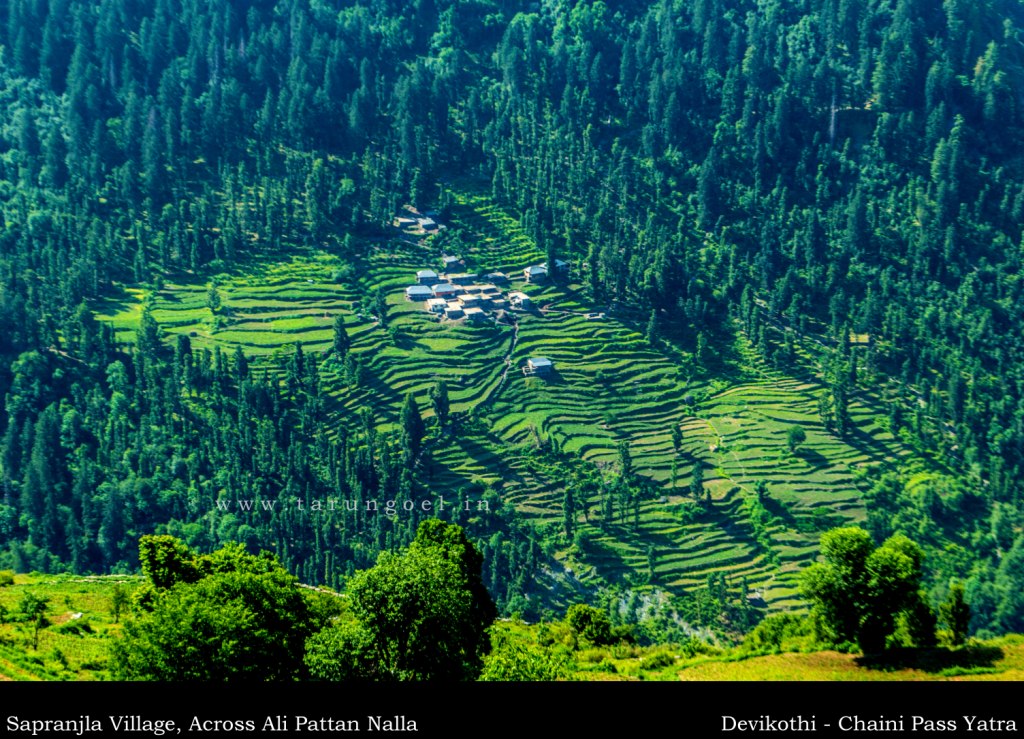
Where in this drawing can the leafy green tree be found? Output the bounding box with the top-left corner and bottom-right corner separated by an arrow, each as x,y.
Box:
429,379 -> 449,428
112,538 -> 318,681
372,288 -> 388,325
801,527 -> 931,654
111,584 -> 129,624
400,392 -> 425,462
860,535 -> 927,652
138,535 -> 200,590
939,581 -> 971,647
800,527 -> 874,646
994,536 -> 1024,633
347,520 -> 496,680
565,604 -> 614,646
618,440 -> 633,480
692,462 -> 705,501
786,425 -> 807,453
903,591 -> 938,649
305,620 -> 378,681
645,309 -> 658,345
332,314 -> 350,358
19,592 -> 49,650
206,283 -> 222,314
695,332 -> 708,366
306,159 -> 329,241
754,479 -> 769,500
563,488 -> 575,539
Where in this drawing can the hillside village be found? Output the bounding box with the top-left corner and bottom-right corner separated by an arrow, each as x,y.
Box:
397,209 -> 572,374
92,192 -> 903,613
399,214 -> 564,317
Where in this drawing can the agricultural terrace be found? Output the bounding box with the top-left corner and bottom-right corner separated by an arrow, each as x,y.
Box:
94,188 -> 917,608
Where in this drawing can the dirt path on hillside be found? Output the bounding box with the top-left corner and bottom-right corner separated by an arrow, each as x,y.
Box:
476,318 -> 520,411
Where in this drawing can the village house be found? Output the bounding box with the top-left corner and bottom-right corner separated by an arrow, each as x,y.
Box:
441,256 -> 465,272
416,269 -> 440,285
444,303 -> 465,320
432,283 -> 461,299
541,259 -> 569,274
464,307 -> 487,322
419,217 -> 438,231
448,272 -> 479,285
523,265 -> 547,283
405,285 -> 434,301
508,292 -> 532,309
426,298 -> 448,314
483,272 -> 509,284
459,294 -> 484,309
477,284 -> 500,296
526,357 -> 554,375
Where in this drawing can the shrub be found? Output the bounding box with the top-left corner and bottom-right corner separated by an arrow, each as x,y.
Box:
639,650 -> 676,670
741,613 -> 811,654
565,604 -> 615,646
481,632 -> 571,681
54,618 -> 94,636
332,264 -> 355,283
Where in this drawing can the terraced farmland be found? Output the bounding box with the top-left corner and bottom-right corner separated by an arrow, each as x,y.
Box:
445,187 -> 546,273
94,188 -> 919,611
485,300 -> 911,605
98,254 -> 357,356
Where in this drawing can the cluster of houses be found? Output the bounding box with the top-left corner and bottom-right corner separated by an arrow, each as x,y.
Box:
404,256 -> 538,322
401,253 -> 559,378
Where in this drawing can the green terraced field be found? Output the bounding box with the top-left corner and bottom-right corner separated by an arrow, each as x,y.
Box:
94,186 -> 920,611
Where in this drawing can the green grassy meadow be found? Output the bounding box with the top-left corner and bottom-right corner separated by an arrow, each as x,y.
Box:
0,573 -> 139,681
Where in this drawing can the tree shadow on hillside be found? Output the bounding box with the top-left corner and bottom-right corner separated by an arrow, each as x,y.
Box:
92,286 -> 142,317
855,645 -> 1004,674
760,496 -> 798,527
421,455 -> 480,497
349,362 -> 402,413
843,420 -> 909,462
577,537 -> 631,584
159,267 -> 211,288
796,449 -> 829,469
525,367 -> 567,385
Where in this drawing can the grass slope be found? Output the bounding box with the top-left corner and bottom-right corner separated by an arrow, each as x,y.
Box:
489,621 -> 1024,682
0,573 -> 138,681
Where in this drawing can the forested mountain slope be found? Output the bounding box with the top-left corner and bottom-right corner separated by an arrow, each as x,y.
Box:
2,0 -> 1024,637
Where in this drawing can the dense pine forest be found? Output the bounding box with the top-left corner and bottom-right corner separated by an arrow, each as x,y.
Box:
2,0 -> 1024,645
